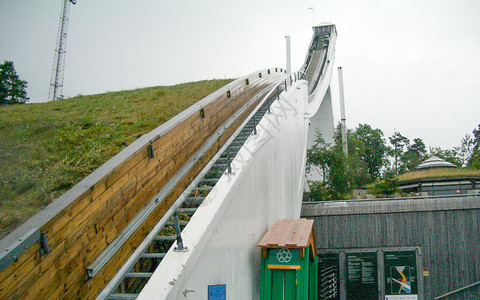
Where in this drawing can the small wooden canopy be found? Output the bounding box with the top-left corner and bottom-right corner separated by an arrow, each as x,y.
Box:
258,218 -> 316,259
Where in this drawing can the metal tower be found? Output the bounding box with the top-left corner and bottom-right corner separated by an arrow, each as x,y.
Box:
48,0 -> 77,101
338,66 -> 348,157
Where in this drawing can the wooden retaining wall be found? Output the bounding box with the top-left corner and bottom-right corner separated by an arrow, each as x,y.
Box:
0,69 -> 286,299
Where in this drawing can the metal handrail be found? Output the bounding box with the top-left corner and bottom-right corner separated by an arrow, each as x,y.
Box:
97,80 -> 285,299
434,280 -> 480,299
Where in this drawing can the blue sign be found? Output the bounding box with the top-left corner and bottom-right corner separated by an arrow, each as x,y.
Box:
208,284 -> 226,300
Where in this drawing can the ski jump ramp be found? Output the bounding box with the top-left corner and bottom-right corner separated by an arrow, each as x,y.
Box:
139,23 -> 337,300
0,24 -> 336,300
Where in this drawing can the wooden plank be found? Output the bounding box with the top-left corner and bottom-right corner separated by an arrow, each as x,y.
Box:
0,239 -> 66,299
42,190 -> 93,248
47,261 -> 87,299
18,224 -> 101,299
104,145 -> 148,189
0,240 -> 40,285
0,243 -> 40,296
20,224 -> 96,298
48,158 -> 149,247
258,219 -> 314,249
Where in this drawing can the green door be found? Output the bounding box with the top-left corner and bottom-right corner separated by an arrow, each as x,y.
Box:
271,269 -> 297,300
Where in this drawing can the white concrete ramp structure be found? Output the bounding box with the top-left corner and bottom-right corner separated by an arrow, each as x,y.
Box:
303,23 -> 337,181
138,24 -> 337,300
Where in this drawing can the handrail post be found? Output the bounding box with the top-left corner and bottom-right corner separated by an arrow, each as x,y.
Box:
173,212 -> 188,252
226,147 -> 232,174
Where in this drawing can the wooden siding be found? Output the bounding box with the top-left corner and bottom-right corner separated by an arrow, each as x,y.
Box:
301,195 -> 480,300
0,69 -> 286,299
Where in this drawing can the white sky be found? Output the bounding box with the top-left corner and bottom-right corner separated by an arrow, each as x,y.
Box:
1,0 -> 479,149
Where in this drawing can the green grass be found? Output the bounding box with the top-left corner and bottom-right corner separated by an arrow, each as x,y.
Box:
397,168 -> 480,182
0,79 -> 233,239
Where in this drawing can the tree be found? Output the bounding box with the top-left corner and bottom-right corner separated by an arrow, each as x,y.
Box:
344,133 -> 371,187
429,146 -> 462,167
0,61 -> 29,105
389,131 -> 409,174
306,129 -> 330,180
326,148 -> 350,199
455,134 -> 474,167
368,176 -> 399,197
307,130 -> 350,200
353,124 -> 388,179
402,138 -> 427,171
333,124 -> 371,186
468,124 -> 480,169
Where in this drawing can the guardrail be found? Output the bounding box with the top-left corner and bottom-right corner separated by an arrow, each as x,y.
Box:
97,79 -> 289,299
88,86 -> 273,279
0,68 -> 286,299
434,281 -> 480,299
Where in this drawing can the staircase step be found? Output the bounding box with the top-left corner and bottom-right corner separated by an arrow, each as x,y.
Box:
176,207 -> 197,214
184,197 -> 206,207
155,235 -> 176,241
125,272 -> 153,278
165,221 -> 188,226
141,252 -> 166,259
108,293 -> 139,300
198,178 -> 219,185
192,186 -> 213,193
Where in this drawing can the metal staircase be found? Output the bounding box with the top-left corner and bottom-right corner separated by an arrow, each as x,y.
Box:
99,83 -> 285,300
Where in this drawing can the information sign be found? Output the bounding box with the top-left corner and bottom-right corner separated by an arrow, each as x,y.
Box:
346,252 -> 378,299
318,253 -> 340,300
384,251 -> 417,296
208,284 -> 226,300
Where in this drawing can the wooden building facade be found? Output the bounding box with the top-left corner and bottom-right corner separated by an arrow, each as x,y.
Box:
301,194 -> 480,299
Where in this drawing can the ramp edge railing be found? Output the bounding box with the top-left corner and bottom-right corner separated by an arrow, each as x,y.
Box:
96,79 -> 289,300
0,68 -> 284,276
87,84 -> 275,278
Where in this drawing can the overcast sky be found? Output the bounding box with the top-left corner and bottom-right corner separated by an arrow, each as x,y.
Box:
1,0 -> 479,149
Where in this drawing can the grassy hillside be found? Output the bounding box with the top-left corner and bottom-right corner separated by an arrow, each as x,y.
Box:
0,79 -> 233,239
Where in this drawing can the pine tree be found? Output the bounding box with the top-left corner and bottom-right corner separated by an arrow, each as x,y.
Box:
0,61 -> 29,105
468,124 -> 480,169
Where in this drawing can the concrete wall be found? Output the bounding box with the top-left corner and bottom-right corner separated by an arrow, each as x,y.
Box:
305,87 -> 334,182
302,195 -> 480,300
138,80 -> 310,300
304,26 -> 336,182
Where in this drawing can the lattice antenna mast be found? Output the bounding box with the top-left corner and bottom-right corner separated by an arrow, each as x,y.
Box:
338,66 -> 348,157
48,0 -> 77,101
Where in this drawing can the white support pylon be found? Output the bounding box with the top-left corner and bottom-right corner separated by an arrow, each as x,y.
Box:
338,66 -> 348,157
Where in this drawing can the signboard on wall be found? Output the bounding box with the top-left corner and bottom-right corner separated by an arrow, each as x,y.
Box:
346,252 -> 378,300
318,248 -> 421,299
384,251 -> 418,298
266,248 -> 302,270
318,253 -> 340,300
208,284 -> 226,300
